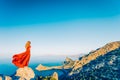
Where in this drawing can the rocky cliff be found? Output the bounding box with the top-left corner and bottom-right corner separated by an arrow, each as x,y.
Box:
66,41 -> 120,80
71,41 -> 120,74
63,57 -> 75,69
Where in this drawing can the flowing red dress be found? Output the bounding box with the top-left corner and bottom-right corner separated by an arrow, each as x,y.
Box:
12,46 -> 31,68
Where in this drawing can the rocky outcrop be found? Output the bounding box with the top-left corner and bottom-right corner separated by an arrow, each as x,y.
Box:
65,57 -> 74,63
36,57 -> 74,71
36,64 -> 62,71
5,76 -> 12,80
0,76 -> 2,80
0,75 -> 12,80
36,64 -> 48,71
50,72 -> 58,80
36,72 -> 59,80
15,67 -> 35,80
72,41 -> 120,72
63,57 -> 74,69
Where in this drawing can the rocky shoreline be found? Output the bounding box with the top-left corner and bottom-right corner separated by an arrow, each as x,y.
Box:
0,57 -> 74,80
0,41 -> 120,80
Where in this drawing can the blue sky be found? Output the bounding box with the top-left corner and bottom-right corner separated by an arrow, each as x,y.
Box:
0,0 -> 120,60
0,0 -> 120,26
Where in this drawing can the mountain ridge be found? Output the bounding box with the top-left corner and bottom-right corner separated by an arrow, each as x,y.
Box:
71,41 -> 120,74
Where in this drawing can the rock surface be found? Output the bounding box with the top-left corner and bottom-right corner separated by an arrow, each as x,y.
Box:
72,41 -> 120,72
50,72 -> 58,80
36,64 -> 48,71
15,66 -> 35,80
0,76 -> 2,80
68,48 -> 120,80
63,57 -> 74,69
66,41 -> 120,80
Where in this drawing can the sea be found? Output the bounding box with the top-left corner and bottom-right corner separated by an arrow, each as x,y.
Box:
0,55 -> 79,76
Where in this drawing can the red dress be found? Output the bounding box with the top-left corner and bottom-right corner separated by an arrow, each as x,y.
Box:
12,46 -> 31,68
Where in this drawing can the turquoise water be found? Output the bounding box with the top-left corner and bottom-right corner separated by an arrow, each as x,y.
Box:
0,62 -> 62,75
0,56 -> 79,75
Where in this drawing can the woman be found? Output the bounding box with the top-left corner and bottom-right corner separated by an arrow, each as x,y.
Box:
12,41 -> 31,68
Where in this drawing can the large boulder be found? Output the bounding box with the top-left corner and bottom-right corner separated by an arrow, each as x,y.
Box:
15,67 -> 35,80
